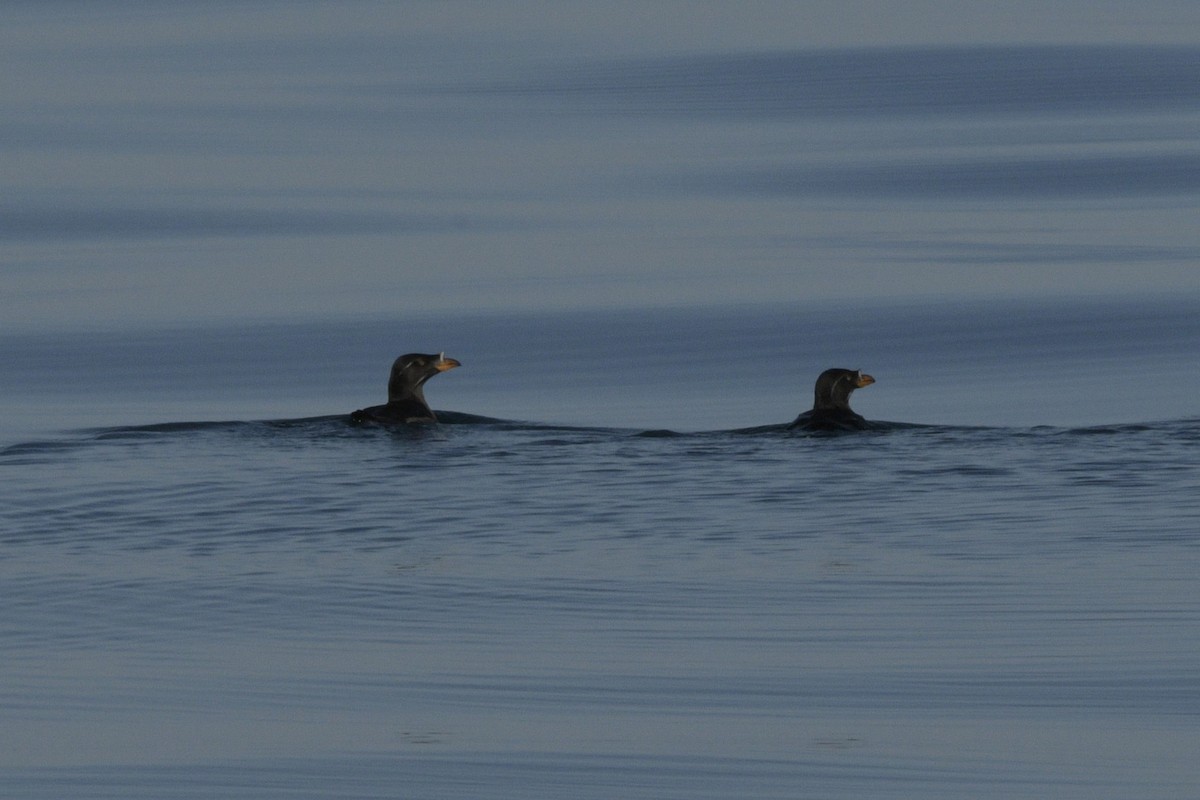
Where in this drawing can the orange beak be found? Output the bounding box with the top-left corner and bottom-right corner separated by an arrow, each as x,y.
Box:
435,354 -> 461,372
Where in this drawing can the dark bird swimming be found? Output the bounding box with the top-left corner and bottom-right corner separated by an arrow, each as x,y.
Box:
350,352 -> 461,424
789,368 -> 875,431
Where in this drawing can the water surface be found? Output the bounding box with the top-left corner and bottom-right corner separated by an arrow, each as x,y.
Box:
2,3 -> 1199,798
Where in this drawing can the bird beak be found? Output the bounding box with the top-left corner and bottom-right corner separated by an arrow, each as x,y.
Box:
855,372 -> 875,388
434,353 -> 461,372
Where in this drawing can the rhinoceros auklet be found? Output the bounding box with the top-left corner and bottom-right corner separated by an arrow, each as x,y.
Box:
350,352 -> 461,424
788,368 -> 875,431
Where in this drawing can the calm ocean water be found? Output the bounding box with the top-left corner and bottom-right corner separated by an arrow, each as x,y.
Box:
3,3 -> 1200,799
4,304 -> 1198,799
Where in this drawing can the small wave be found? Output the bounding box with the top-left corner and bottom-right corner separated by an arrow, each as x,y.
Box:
6,413 -> 1196,463
86,419 -> 264,439
723,419 -> 944,436
899,464 -> 1015,478
633,429 -> 687,438
0,438 -> 88,463
430,411 -> 512,426
1027,418 -> 1200,437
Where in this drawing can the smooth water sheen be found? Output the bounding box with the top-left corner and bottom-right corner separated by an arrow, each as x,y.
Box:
3,305 -> 1199,799
3,2 -> 1200,798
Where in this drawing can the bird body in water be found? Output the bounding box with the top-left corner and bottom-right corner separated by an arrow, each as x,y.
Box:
350,352 -> 461,424
789,368 -> 875,431
349,355 -> 870,430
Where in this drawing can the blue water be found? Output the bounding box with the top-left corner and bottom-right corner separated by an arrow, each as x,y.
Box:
4,304 -> 1199,799
3,4 -> 1200,798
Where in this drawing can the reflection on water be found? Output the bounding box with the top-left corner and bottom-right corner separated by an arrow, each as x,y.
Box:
3,297 -> 1199,436
2,410 -> 1199,798
499,45 -> 1200,117
3,18 -> 1199,326
3,4 -> 1200,797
